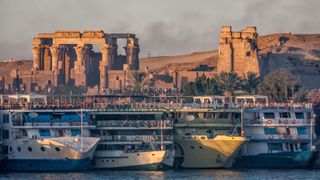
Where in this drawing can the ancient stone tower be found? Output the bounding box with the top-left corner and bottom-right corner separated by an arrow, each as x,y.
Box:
216,26 -> 260,76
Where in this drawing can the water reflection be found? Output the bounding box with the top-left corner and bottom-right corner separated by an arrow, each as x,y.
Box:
1,169 -> 320,180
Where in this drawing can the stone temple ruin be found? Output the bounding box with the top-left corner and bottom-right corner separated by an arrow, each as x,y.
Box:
32,30 -> 139,91
0,26 -> 260,94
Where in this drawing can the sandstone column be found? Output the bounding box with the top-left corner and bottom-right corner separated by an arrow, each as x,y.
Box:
73,45 -> 86,86
126,38 -> 134,70
50,45 -> 60,86
32,45 -> 41,70
99,44 -> 109,89
50,45 -> 59,71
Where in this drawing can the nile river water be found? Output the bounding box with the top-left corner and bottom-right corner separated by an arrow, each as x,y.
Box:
1,169 -> 320,180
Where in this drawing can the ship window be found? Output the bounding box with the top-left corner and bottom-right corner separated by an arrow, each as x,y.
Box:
233,113 -> 241,119
17,146 -> 21,152
2,130 -> 9,139
55,147 -> 61,152
268,143 -> 283,151
39,129 -> 51,137
40,146 -> 45,151
219,113 -> 228,119
193,112 -> 199,119
280,112 -> 291,118
297,127 -> 307,135
9,146 -> 12,152
3,114 -> 9,123
96,144 -> 104,150
203,113 -> 213,119
71,129 -> 80,136
300,143 -> 308,151
295,112 -> 305,119
3,146 -> 8,154
264,128 -> 278,135
264,113 -> 275,119
28,147 -> 32,152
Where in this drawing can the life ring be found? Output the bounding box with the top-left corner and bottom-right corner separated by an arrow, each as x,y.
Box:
165,104 -> 170,109
267,120 -> 272,124
173,104 -> 178,109
284,120 -> 289,124
250,120 -> 255,124
292,119 -> 296,124
138,104 -> 143,108
268,135 -> 273,139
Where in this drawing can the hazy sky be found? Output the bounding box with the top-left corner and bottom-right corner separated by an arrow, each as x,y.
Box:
0,0 -> 319,60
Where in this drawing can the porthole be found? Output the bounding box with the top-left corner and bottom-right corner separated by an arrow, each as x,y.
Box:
137,153 -> 140,156
190,146 -> 194,149
55,147 -> 61,152
17,147 -> 21,152
112,160 -> 115,162
101,160 -> 104,163
28,147 -> 32,152
40,146 -> 45,152
199,146 -> 203,149
106,160 -> 109,162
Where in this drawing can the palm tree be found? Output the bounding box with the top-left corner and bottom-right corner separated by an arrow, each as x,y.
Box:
128,71 -> 154,95
242,72 -> 260,95
215,72 -> 243,96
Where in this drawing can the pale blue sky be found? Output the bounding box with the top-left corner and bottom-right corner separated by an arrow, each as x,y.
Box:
0,0 -> 319,59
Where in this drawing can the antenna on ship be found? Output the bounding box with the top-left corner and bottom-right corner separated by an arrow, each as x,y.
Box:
160,114 -> 164,150
80,107 -> 83,152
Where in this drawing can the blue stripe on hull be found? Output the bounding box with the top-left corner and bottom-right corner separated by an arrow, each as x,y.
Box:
1,158 -> 90,172
234,151 -> 316,168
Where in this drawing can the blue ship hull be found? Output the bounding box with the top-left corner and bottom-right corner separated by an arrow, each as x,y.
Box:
1,158 -> 90,172
234,151 -> 318,168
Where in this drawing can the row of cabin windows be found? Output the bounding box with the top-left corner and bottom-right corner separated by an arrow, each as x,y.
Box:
262,112 -> 305,119
2,146 -> 61,154
39,129 -> 80,137
10,146 -> 61,153
38,129 -> 80,137
96,144 -> 152,151
93,114 -> 163,121
264,127 -> 307,135
268,143 -> 309,152
2,129 -> 80,139
177,112 -> 240,119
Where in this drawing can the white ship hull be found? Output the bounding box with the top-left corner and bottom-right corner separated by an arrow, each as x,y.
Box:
174,135 -> 247,168
92,150 -> 174,170
1,137 -> 100,171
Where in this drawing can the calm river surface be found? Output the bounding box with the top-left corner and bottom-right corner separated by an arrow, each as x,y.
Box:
1,169 -> 320,180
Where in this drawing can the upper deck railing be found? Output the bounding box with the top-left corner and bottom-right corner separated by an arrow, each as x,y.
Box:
0,102 -> 313,111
